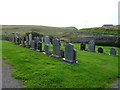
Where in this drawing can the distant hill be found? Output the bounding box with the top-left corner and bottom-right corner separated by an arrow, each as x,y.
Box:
79,25 -> 119,36
2,25 -> 78,36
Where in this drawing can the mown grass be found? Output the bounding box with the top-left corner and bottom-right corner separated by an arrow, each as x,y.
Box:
80,25 -> 119,36
2,40 -> 119,88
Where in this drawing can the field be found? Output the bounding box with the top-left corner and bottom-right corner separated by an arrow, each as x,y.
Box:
80,25 -> 119,36
2,40 -> 119,88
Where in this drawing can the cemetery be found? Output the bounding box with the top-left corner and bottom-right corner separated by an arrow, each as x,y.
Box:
1,25 -> 119,88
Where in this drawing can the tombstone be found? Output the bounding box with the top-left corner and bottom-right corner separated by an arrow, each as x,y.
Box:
34,37 -> 39,50
98,47 -> 104,53
29,34 -> 32,41
15,32 -> 19,43
110,48 -> 116,56
44,36 -> 50,45
88,40 -> 95,52
30,40 -> 35,49
44,44 -> 50,55
60,49 -> 64,58
52,39 -> 61,57
38,41 -> 42,52
64,43 -> 77,64
80,42 -> 86,50
16,38 -> 20,45
25,36 -> 29,48
12,32 -> 15,42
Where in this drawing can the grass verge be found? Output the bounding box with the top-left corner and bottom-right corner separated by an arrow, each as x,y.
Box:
2,40 -> 119,88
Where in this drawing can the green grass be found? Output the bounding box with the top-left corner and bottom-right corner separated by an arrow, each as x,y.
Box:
2,40 -> 119,88
80,25 -> 119,36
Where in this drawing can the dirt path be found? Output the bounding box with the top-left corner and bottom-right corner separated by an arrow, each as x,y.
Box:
2,60 -> 22,88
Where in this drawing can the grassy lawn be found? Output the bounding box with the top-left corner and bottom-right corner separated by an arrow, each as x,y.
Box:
2,40 -> 119,88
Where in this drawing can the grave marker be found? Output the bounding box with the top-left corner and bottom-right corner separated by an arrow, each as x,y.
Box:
88,40 -> 95,52
110,48 -> 116,56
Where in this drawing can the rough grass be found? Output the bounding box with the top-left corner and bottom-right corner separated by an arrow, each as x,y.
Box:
2,25 -> 78,37
80,25 -> 119,36
2,40 -> 119,88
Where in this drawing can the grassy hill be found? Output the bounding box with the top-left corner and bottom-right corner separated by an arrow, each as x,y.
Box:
2,25 -> 78,37
2,40 -> 119,88
79,25 -> 120,36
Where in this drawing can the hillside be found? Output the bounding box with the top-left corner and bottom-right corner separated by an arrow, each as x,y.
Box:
79,25 -> 120,36
2,25 -> 78,37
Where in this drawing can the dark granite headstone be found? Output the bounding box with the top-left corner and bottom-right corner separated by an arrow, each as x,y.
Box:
98,47 -> 104,53
80,42 -> 86,50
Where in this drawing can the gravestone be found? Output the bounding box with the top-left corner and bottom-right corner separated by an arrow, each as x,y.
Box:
30,40 -> 35,49
12,32 -> 15,42
64,43 -> 77,64
110,48 -> 116,56
98,47 -> 104,53
44,36 -> 50,45
44,44 -> 50,55
38,41 -> 42,52
52,39 -> 61,57
80,42 -> 86,50
29,34 -> 32,41
88,40 -> 95,52
60,49 -> 64,58
15,32 -> 19,43
25,36 -> 29,48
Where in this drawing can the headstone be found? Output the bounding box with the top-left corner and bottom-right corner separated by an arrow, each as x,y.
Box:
64,43 -> 77,64
44,44 -> 50,55
29,34 -> 32,41
80,42 -> 86,50
15,32 -> 19,43
52,39 -> 61,57
12,32 -> 15,42
44,36 -> 50,45
25,36 -> 29,48
60,49 -> 64,58
110,48 -> 116,56
98,47 -> 104,53
30,40 -> 35,49
88,40 -> 95,52
38,41 -> 42,52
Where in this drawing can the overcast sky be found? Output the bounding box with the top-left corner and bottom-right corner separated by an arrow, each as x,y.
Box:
1,0 -> 119,29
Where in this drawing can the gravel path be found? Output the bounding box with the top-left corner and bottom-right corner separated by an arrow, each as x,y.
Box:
2,60 -> 22,88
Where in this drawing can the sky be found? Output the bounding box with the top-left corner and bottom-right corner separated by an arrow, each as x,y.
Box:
1,0 -> 119,29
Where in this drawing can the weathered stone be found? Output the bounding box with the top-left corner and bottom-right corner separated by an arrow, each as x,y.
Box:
88,40 -> 95,52
110,48 -> 116,56
44,36 -> 50,45
44,44 -> 50,55
52,39 -> 61,57
64,43 -> 77,64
